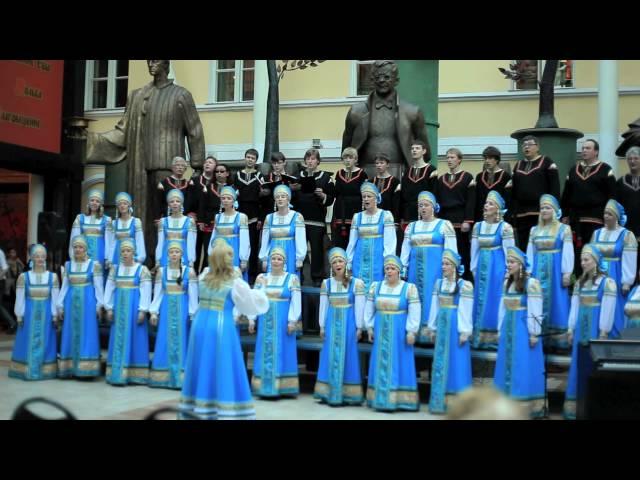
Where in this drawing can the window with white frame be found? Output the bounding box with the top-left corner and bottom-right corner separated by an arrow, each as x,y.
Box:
211,60 -> 255,103
85,60 -> 129,110
353,60 -> 375,96
511,60 -> 574,90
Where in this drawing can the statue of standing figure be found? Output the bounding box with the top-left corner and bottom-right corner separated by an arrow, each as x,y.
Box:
341,60 -> 431,178
85,60 -> 205,265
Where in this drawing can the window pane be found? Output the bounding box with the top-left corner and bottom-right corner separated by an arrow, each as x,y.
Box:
93,60 -> 108,79
357,63 -> 374,95
92,80 -> 107,108
242,68 -> 254,101
115,78 -> 128,107
217,71 -> 235,102
218,60 -> 235,70
556,60 -> 573,88
116,60 -> 129,77
514,60 -> 538,90
243,60 -> 255,69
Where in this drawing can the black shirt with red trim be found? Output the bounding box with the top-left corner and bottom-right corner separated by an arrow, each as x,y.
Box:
474,169 -> 512,222
615,175 -> 640,238
233,170 -> 265,223
156,175 -> 194,220
399,163 -> 438,223
372,174 -> 401,222
332,168 -> 368,226
511,156 -> 560,217
436,170 -> 476,227
560,161 -> 616,223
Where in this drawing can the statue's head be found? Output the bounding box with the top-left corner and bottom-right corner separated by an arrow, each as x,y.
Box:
371,60 -> 399,95
147,60 -> 170,76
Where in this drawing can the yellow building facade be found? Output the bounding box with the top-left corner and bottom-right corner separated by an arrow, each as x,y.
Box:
85,60 -> 640,179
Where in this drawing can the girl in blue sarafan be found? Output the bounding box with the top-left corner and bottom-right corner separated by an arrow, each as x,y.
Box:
314,247 -> 366,406
624,278 -> 640,329
148,241 -> 198,389
364,254 -> 421,412
494,246 -> 545,418
563,244 -> 617,419
69,189 -> 112,272
250,246 -> 302,398
208,186 -> 251,282
470,190 -> 515,349
427,249 -> 474,415
106,192 -> 146,270
589,199 -> 637,338
526,194 -> 574,348
56,235 -> 104,379
9,244 -> 60,380
180,239 -> 269,420
346,181 -> 397,292
104,239 -> 152,386
258,184 -> 307,279
155,189 -> 197,270
401,191 -> 457,344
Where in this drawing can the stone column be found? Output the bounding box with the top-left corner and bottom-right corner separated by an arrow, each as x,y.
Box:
27,174 -> 45,245
252,60 -> 268,163
598,60 -> 619,175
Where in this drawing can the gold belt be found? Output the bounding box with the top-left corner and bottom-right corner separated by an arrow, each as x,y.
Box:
377,310 -> 407,315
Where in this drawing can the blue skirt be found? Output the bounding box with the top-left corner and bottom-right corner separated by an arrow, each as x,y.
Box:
429,308 -> 472,414
58,284 -> 101,378
252,302 -> 299,397
150,293 -> 190,389
472,249 -> 505,349
10,299 -> 57,381
367,313 -> 419,411
314,307 -> 363,405
494,310 -> 545,418
106,290 -> 150,385
180,308 -> 254,420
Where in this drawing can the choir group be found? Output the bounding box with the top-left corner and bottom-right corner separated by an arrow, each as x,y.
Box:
7,141 -> 640,420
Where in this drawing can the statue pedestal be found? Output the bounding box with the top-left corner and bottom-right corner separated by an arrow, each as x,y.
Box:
511,127 -> 584,190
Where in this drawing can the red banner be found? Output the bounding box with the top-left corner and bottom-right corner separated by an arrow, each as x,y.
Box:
0,60 -> 64,154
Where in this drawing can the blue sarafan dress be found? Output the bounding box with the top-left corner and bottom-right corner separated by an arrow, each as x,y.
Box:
428,278 -> 474,414
209,212 -> 250,282
69,213 -> 111,268
251,273 -> 302,397
180,273 -> 268,420
258,211 -> 307,279
591,227 -> 638,338
527,222 -> 574,346
9,271 -> 59,380
365,280 -> 421,412
624,286 -> 640,329
149,266 -> 198,389
401,218 -> 457,343
493,278 -> 545,418
347,209 -> 396,291
109,217 -> 146,265
57,260 -> 103,378
314,277 -> 365,405
470,220 -> 515,349
156,215 -> 196,268
563,276 -> 617,419
105,263 -> 152,385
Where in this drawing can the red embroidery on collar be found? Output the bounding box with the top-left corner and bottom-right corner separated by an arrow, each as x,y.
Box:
575,162 -> 603,181
515,156 -> 545,176
373,176 -> 394,194
166,177 -> 189,190
441,171 -> 467,190
338,168 -> 365,183
481,170 -> 505,190
407,164 -> 432,183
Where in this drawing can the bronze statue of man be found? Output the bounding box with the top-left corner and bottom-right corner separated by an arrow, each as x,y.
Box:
85,60 -> 205,263
341,60 -> 430,178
